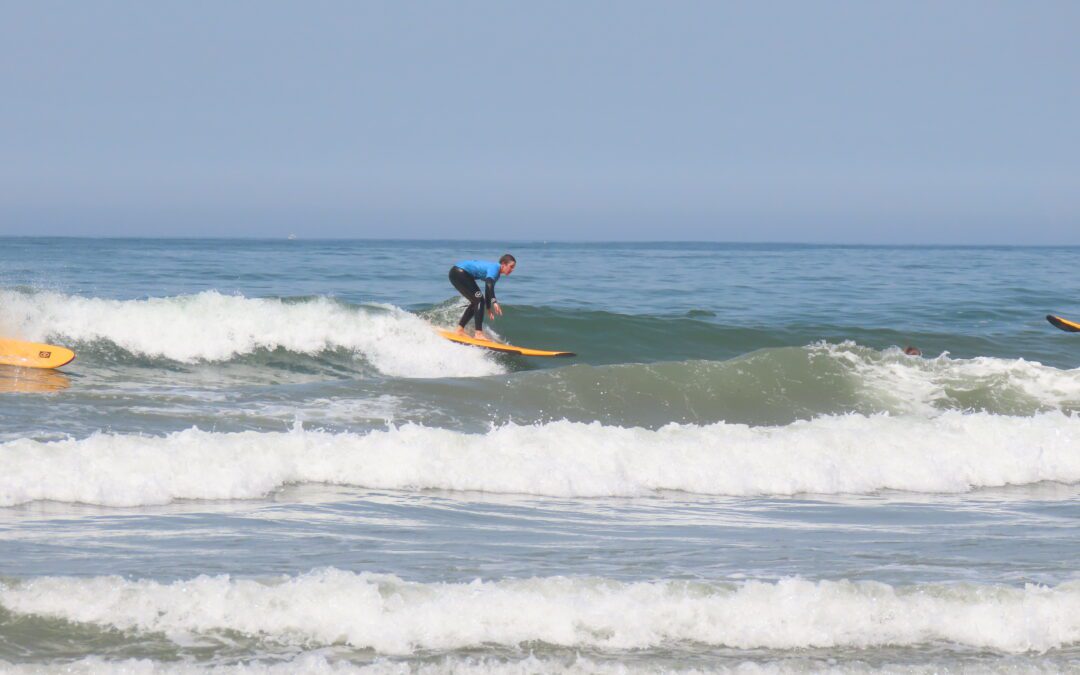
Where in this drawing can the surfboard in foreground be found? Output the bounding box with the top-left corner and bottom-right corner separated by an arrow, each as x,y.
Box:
1047,314 -> 1080,333
0,337 -> 76,369
436,329 -> 575,357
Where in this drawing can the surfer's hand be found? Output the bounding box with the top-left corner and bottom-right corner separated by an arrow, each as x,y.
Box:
492,302 -> 503,317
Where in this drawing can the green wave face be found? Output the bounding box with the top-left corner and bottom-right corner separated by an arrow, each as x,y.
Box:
456,347 -> 1078,428
456,303 -> 1056,369
473,349 -> 868,427
340,341 -> 1080,431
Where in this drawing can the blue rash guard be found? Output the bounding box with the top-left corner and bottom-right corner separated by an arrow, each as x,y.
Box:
450,260 -> 504,330
455,260 -> 501,283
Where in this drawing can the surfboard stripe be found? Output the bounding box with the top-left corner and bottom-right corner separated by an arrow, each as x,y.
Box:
437,330 -> 575,357
1047,314 -> 1080,333
0,338 -> 77,369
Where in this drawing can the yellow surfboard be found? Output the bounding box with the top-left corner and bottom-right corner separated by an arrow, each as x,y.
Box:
437,329 -> 575,357
0,337 -> 76,369
1047,314 -> 1080,333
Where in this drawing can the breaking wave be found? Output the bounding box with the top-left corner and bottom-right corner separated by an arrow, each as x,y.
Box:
2,411 -> 1079,506
3,570 -> 1078,654
0,289 -> 501,378
477,342 -> 1080,426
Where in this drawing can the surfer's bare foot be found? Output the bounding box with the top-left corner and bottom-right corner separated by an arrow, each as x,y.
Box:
474,331 -> 485,340
455,326 -> 466,336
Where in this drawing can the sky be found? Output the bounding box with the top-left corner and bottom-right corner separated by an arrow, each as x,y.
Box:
1,1 -> 1078,243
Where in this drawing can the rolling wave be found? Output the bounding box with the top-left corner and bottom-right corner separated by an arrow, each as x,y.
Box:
0,289 -> 501,378
4,289 -> 1080,426
477,342 -> 1080,426
3,570 -> 1078,654
481,304 -> 1023,366
3,412 -> 1078,506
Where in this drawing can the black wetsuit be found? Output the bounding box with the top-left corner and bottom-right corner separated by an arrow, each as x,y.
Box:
449,265 -> 497,331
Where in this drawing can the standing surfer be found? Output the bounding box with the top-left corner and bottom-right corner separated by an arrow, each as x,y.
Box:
449,254 -> 516,339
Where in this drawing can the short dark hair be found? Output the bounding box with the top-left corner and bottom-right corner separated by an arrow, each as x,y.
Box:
499,254 -> 516,265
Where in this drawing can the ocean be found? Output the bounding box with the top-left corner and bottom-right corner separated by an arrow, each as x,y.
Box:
1,238 -> 1079,673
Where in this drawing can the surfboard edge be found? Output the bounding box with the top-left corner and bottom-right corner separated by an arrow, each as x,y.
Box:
436,329 -> 575,358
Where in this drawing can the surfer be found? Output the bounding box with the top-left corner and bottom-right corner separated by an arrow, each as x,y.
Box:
449,254 -> 516,339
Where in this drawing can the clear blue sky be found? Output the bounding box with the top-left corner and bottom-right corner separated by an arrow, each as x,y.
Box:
2,1 -> 1077,243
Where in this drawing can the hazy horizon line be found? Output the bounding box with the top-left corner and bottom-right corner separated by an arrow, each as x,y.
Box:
2,235 -> 1078,248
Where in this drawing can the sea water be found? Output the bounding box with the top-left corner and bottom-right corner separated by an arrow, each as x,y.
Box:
1,238 -> 1079,673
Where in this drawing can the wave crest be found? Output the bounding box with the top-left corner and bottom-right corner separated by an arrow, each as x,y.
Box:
0,289 -> 502,378
3,570 -> 1078,654
3,412 -> 1079,506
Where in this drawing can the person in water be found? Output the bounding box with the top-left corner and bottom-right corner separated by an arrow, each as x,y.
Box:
448,254 -> 516,339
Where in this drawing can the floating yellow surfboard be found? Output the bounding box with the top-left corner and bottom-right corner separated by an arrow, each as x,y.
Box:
0,337 -> 76,369
437,329 -> 575,357
1047,314 -> 1080,333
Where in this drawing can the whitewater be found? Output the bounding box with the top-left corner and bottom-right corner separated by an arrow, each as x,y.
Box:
4,570 -> 1079,653
3,239 -> 1080,673
0,288 -> 503,378
3,412 -> 1080,506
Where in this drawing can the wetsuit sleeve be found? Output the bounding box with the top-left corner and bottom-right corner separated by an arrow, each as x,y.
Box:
485,279 -> 496,308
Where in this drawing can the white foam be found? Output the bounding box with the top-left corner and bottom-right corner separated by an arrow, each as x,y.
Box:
3,570 -> 1078,654
0,289 -> 502,378
815,342 -> 1080,414
2,654 -> 1074,675
0,657 -> 683,675
2,412 -> 1079,506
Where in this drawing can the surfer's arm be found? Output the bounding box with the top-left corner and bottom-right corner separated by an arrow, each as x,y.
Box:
485,279 -> 504,318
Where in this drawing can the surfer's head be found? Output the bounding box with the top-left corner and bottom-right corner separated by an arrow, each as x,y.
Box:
499,254 -> 516,276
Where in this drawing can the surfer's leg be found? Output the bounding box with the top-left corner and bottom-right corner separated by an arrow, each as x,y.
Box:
449,267 -> 484,331
472,295 -> 485,334
462,291 -> 483,333
459,304 -> 476,331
